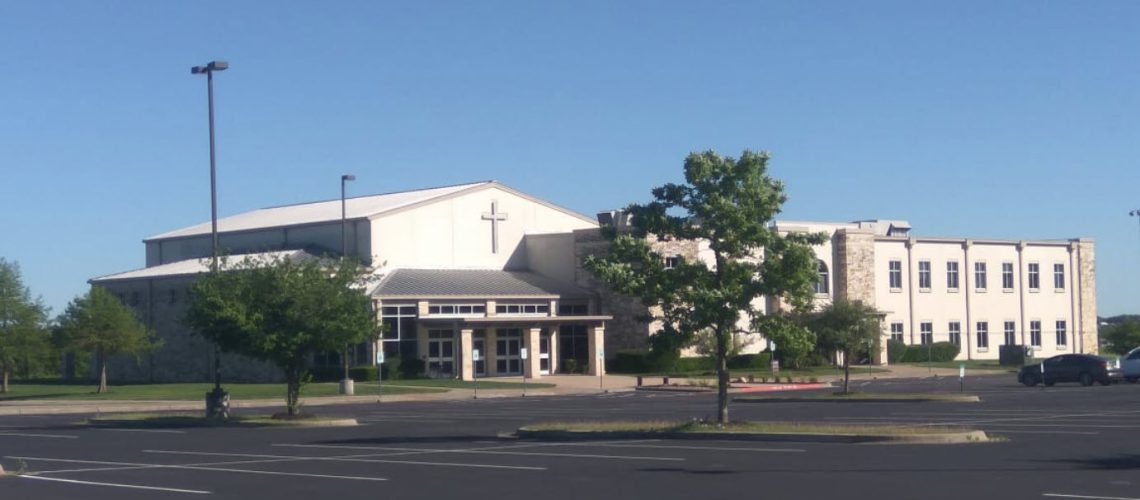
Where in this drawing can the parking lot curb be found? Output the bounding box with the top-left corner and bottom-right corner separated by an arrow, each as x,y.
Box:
733,394 -> 981,403
86,416 -> 360,428
515,428 -> 990,444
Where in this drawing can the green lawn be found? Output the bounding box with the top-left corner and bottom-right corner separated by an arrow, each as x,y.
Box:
382,379 -> 555,390
0,382 -> 445,402
896,360 -> 1016,371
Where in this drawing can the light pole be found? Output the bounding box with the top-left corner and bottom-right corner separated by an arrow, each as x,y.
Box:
1132,210 -> 1140,299
339,174 -> 356,395
192,60 -> 229,419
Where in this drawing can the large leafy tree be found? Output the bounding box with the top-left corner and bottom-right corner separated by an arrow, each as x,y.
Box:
1101,317 -> 1140,355
184,255 -> 377,416
805,299 -> 882,394
57,287 -> 158,393
585,150 -> 823,424
0,259 -> 50,393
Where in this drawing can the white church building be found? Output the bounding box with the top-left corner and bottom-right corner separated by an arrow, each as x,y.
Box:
91,181 -> 1098,382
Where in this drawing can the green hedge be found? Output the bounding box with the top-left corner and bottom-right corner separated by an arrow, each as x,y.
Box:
608,351 -> 772,374
308,356 -> 426,382
895,341 -> 961,363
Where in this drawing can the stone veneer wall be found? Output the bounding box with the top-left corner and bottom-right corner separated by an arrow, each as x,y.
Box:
1077,239 -> 1099,355
573,228 -> 702,353
833,228 -> 886,363
97,279 -> 284,383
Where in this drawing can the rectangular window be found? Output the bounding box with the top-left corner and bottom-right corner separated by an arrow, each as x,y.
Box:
558,303 -> 589,316
1002,262 -> 1015,291
946,261 -> 959,290
1030,320 -> 1042,347
663,256 -> 680,269
889,260 -> 902,290
1055,320 -> 1067,346
1028,263 -> 1040,290
495,304 -> 550,315
1053,263 -> 1065,290
918,261 -> 931,290
1003,321 -> 1017,346
948,322 -> 961,346
976,321 -> 989,349
890,322 -> 904,343
920,322 -> 933,345
974,262 -> 987,291
427,304 -> 486,316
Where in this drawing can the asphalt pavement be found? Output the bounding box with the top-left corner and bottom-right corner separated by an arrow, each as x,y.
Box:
1,374 -> 1138,500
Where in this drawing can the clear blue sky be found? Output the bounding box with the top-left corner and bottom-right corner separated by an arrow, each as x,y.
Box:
2,1 -> 1138,317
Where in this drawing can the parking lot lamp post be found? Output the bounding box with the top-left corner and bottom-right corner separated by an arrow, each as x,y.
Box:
192,60 -> 230,419
1131,210 -> 1140,295
339,174 -> 356,396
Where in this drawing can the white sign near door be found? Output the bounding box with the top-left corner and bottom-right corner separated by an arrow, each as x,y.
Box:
520,348 -> 529,359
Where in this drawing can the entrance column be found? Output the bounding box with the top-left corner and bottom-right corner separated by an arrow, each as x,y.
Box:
525,327 -> 542,379
459,328 -> 474,381
549,328 -> 559,374
587,324 -> 606,376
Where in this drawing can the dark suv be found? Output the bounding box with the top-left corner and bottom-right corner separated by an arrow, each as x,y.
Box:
1018,354 -> 1121,387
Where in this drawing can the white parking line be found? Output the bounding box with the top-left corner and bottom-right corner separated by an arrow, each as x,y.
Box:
8,455 -> 389,481
985,430 -> 1100,435
20,475 -> 210,495
0,432 -> 78,439
96,428 -> 186,434
549,442 -> 808,453
1043,493 -> 1140,500
273,443 -> 685,461
144,449 -> 549,471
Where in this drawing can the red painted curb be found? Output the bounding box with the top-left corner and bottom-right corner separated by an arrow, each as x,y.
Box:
733,383 -> 830,393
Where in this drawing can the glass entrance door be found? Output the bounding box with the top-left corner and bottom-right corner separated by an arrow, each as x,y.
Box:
427,330 -> 455,378
496,329 -> 522,375
539,330 -> 552,375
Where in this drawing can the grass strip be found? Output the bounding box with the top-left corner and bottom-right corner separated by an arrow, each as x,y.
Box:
87,412 -> 356,428
522,420 -> 976,436
735,392 -> 980,403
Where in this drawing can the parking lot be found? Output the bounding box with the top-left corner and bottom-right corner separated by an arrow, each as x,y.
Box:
1,374 -> 1139,500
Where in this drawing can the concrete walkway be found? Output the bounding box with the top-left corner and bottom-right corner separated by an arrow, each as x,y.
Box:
0,366 -> 1004,416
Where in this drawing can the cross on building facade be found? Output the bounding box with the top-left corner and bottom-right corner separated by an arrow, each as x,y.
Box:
482,200 -> 509,253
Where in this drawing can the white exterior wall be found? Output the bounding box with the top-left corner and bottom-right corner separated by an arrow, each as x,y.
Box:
525,233 -> 578,284
370,186 -> 597,270
873,239 -> 911,344
908,241 -> 970,355
1020,244 -> 1079,357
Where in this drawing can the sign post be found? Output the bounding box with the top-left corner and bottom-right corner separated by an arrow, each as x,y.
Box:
472,349 -> 481,399
376,351 -> 385,403
598,348 -> 605,391
959,363 -> 965,393
520,347 -> 529,397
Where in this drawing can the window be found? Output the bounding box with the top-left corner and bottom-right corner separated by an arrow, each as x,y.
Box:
427,304 -> 486,316
1003,321 -> 1017,346
380,304 -> 418,359
1054,263 -> 1065,291
890,322 -> 904,343
558,303 -> 589,316
976,322 -> 989,349
918,261 -> 931,290
814,261 -> 830,294
920,322 -> 933,345
948,322 -> 961,346
1055,320 -> 1067,347
1001,262 -> 1015,291
663,256 -> 680,270
496,303 -> 550,315
1028,263 -> 1040,290
1030,320 -> 1042,347
974,262 -> 987,291
946,261 -> 959,290
889,260 -> 902,290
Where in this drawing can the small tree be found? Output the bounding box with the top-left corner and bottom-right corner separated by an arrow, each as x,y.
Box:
806,299 -> 882,394
57,287 -> 158,393
1101,318 -> 1140,355
184,255 -> 377,416
585,150 -> 823,424
0,259 -> 50,392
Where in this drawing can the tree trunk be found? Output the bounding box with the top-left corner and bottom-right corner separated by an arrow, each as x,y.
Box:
285,366 -> 302,416
716,325 -> 729,425
2,367 -> 8,393
843,347 -> 851,394
97,350 -> 108,394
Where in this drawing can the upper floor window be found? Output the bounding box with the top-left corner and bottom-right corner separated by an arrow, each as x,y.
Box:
1028,263 -> 1041,290
428,304 -> 486,316
558,303 -> 589,316
663,256 -> 681,270
496,303 -> 550,315
888,260 -> 903,290
1002,262 -> 1015,291
946,261 -> 959,290
918,261 -> 931,290
814,261 -> 830,295
1053,263 -> 1065,290
974,262 -> 987,291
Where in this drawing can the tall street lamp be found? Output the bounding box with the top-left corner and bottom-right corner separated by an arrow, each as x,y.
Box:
192,60 -> 229,419
1132,210 -> 1140,302
339,174 -> 356,395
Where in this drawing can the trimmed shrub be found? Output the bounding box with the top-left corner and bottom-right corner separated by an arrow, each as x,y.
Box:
727,353 -> 772,370
887,339 -> 907,364
898,341 -> 960,363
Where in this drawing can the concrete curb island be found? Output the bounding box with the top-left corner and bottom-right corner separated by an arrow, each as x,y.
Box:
515,428 -> 991,445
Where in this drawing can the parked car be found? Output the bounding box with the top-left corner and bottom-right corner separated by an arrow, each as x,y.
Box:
1121,347 -> 1140,383
1018,354 -> 1122,387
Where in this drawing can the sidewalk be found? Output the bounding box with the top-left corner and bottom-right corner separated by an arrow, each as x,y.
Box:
0,366 -> 997,417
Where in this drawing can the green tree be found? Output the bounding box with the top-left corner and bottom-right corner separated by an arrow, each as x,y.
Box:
1101,318 -> 1140,355
0,259 -> 51,392
585,150 -> 823,423
57,287 -> 158,393
805,299 -> 882,394
184,255 -> 377,416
